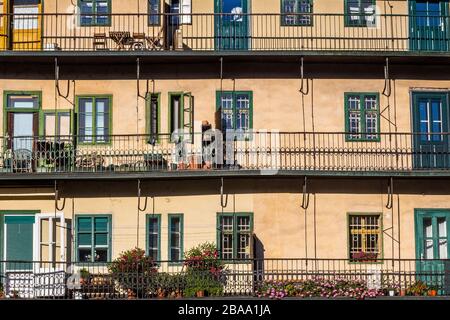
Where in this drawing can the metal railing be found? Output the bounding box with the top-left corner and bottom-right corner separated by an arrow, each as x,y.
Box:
2,132 -> 450,174
0,259 -> 448,299
0,13 -> 447,52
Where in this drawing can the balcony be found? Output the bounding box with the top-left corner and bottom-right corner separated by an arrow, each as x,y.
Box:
0,259 -> 448,299
1,132 -> 450,179
0,12 -> 447,55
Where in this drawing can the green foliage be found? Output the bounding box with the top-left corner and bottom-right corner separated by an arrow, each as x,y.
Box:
406,280 -> 429,296
108,247 -> 158,298
184,270 -> 224,298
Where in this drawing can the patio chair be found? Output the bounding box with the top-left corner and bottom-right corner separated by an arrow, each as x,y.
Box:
145,28 -> 164,51
93,33 -> 108,51
12,148 -> 33,173
76,152 -> 105,171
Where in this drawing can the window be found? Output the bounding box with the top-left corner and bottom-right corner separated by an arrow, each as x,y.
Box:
168,214 -> 183,262
345,93 -> 379,141
43,111 -> 72,137
76,215 -> 111,263
77,96 -> 111,144
216,91 -> 253,132
217,213 -> 253,260
13,1 -> 40,30
345,0 -> 376,27
6,93 -> 40,109
348,214 -> 382,261
79,0 -> 111,26
281,0 -> 313,26
146,214 -> 161,261
415,1 -> 442,28
148,0 -> 160,25
180,0 -> 192,24
146,93 -> 160,143
169,92 -> 193,141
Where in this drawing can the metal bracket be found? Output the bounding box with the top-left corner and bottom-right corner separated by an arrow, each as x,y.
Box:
382,57 -> 391,98
54,180 -> 66,211
137,58 -> 151,100
220,177 -> 228,208
55,58 -> 74,104
386,177 -> 394,209
301,176 -> 310,210
299,57 -> 309,96
138,179 -> 148,212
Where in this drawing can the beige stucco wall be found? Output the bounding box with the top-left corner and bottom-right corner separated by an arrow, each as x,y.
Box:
0,184 -> 448,261
1,77 -> 449,135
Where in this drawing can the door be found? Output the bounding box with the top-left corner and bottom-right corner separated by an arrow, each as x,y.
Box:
412,92 -> 449,169
10,0 -> 42,50
0,0 -> 7,50
409,0 -> 449,51
415,210 -> 450,294
34,213 -> 67,298
215,0 -> 249,50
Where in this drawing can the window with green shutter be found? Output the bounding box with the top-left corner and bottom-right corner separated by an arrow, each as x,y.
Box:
344,0 -> 376,27
345,92 -> 380,141
79,0 -> 111,26
281,0 -> 313,26
76,96 -> 112,144
217,213 -> 253,260
76,215 -> 111,262
168,214 -> 183,262
146,214 -> 161,261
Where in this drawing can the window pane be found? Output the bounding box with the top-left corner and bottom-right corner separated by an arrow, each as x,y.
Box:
78,233 -> 92,246
44,114 -> 56,136
78,217 -> 92,232
59,113 -> 71,136
149,0 -> 160,25
349,214 -> 380,260
95,233 -> 108,246
94,217 -> 108,232
424,218 -> 433,237
78,248 -> 92,262
438,217 -> 447,237
94,248 -> 108,262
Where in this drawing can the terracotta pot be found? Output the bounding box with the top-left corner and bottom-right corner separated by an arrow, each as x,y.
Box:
399,289 -> 406,296
428,290 -> 437,297
196,290 -> 205,298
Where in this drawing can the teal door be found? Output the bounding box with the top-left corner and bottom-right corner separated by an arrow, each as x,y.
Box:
412,92 -> 450,169
409,0 -> 450,51
5,215 -> 35,271
215,0 -> 249,50
415,210 -> 450,294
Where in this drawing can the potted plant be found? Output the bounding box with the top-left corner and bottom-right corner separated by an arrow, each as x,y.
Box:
352,251 -> 378,262
0,283 -> 4,299
79,268 -> 91,285
427,285 -> 438,297
108,247 -> 158,299
406,281 -> 429,296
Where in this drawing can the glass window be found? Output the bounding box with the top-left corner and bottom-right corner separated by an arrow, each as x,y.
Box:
349,214 -> 381,261
281,0 -> 313,26
217,91 -> 253,132
345,93 -> 379,141
148,0 -> 160,25
77,96 -> 111,143
345,0 -> 376,27
147,215 -> 161,261
7,94 -> 39,109
77,216 -> 111,263
79,0 -> 111,26
147,94 -> 159,143
168,214 -> 183,262
218,214 -> 253,260
44,112 -> 71,137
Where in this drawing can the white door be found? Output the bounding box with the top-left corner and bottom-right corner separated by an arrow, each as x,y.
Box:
33,212 -> 67,298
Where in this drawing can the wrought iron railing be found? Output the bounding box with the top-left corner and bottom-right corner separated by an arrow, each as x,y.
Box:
0,12 -> 447,52
2,132 -> 450,174
0,259 -> 448,299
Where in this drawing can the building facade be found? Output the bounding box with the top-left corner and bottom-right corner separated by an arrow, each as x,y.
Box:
0,0 -> 449,298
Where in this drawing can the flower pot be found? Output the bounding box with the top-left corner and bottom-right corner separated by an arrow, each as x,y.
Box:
389,290 -> 395,297
399,289 -> 406,297
428,290 -> 437,297
196,290 -> 205,298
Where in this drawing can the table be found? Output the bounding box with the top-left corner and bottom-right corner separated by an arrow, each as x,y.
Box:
109,31 -> 134,50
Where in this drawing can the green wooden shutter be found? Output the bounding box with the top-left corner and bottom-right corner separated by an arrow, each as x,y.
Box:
5,217 -> 34,269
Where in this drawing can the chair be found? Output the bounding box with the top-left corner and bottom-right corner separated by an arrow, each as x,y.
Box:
93,33 -> 108,51
145,29 -> 164,51
132,33 -> 146,50
12,148 -> 33,173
